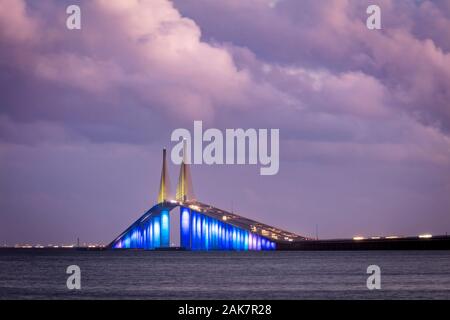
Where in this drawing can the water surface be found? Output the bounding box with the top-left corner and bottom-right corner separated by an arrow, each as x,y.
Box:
0,250 -> 449,299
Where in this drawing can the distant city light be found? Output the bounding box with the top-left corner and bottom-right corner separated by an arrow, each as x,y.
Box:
16,245 -> 33,248
370,237 -> 381,239
419,234 -> 432,239
4,243 -> 105,249
353,236 -> 365,241
385,236 -> 399,239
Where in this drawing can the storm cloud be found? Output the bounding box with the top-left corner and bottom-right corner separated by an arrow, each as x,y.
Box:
0,0 -> 449,244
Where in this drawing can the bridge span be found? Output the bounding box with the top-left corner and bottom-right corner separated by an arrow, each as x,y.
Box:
109,147 -> 308,251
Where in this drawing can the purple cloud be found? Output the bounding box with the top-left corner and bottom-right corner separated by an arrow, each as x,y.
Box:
0,0 -> 449,244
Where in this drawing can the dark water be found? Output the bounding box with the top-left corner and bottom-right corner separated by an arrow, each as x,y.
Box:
0,250 -> 449,299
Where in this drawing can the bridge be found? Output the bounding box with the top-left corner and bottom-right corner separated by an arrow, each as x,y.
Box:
109,144 -> 308,251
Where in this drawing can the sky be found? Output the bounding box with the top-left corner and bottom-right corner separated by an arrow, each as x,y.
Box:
0,0 -> 449,244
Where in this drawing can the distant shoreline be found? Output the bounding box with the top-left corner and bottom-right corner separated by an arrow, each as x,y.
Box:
1,235 -> 450,251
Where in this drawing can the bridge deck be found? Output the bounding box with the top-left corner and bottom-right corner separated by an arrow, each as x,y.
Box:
185,201 -> 310,244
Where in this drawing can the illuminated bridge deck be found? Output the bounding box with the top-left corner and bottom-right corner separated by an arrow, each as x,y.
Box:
109,148 -> 310,251
185,201 -> 309,244
109,200 -> 310,251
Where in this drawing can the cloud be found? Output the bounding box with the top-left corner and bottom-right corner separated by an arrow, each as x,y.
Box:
1,0 -> 256,127
0,0 -> 38,43
174,0 -> 450,132
1,0 -> 449,167
0,0 -> 449,242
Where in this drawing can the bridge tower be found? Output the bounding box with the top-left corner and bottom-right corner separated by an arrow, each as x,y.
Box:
176,139 -> 195,203
157,148 -> 171,203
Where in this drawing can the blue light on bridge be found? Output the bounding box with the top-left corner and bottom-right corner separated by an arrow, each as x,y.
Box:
161,210 -> 170,247
112,206 -> 276,251
181,207 -> 275,251
181,208 -> 190,248
153,216 -> 161,247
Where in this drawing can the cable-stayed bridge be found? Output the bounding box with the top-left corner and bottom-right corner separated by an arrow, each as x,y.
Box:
109,145 -> 308,251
